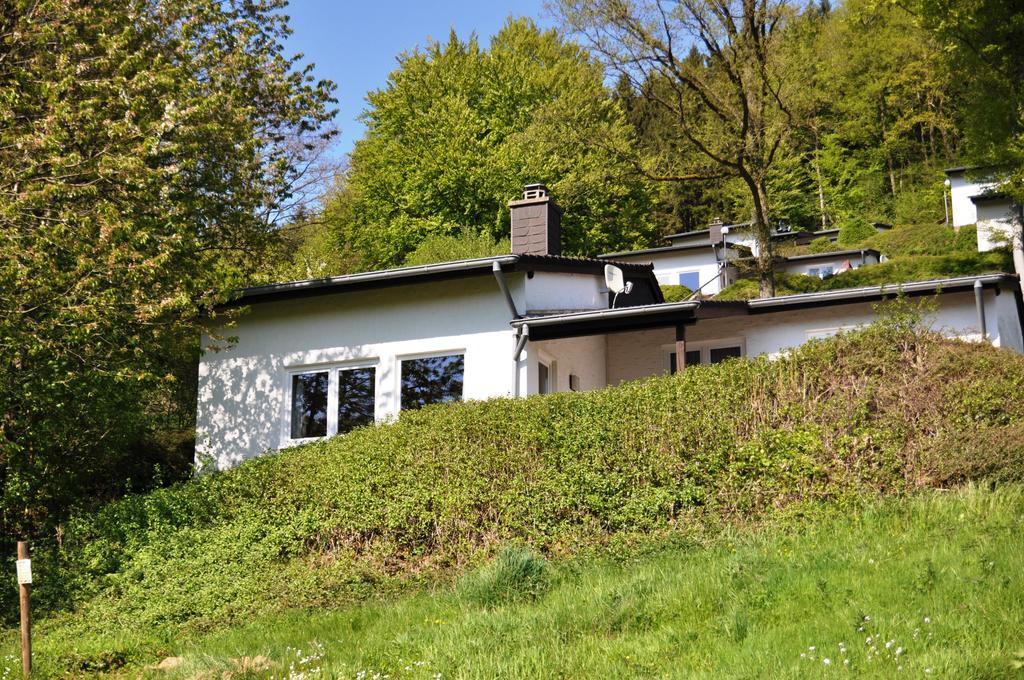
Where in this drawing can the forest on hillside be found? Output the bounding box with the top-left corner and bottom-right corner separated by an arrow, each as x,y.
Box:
0,0 -> 1021,554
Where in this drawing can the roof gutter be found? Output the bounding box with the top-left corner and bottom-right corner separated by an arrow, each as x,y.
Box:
747,274 -> 1014,310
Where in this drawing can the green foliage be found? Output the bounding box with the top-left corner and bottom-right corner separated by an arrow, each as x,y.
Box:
659,284 -> 693,302
457,546 -> 550,607
0,0 -> 336,555
19,325 -> 1024,666
404,229 -> 511,267
837,217 -> 880,247
807,236 -> 840,254
865,223 -> 979,257
717,251 -> 1012,300
328,19 -> 656,269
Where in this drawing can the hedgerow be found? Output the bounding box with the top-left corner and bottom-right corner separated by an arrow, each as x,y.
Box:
29,309 -> 1024,666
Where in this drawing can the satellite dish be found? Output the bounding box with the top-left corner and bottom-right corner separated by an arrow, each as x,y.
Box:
605,264 -> 633,307
604,265 -> 626,294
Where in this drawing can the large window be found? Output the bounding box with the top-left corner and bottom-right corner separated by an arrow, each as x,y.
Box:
667,342 -> 744,371
291,371 -> 329,439
401,354 -> 464,410
289,365 -> 377,440
337,367 -> 376,434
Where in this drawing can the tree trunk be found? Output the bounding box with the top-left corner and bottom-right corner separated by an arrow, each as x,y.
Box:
813,133 -> 828,229
745,172 -> 775,298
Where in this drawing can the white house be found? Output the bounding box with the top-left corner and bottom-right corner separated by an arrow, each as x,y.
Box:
196,185 -> 1024,469
946,166 -> 1023,252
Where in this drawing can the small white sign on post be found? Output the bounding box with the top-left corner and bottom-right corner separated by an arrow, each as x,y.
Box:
16,559 -> 31,585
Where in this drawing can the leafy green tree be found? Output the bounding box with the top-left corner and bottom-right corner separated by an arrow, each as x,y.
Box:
557,0 -> 807,297
0,0 -> 335,539
404,229 -> 511,267
328,18 -> 656,270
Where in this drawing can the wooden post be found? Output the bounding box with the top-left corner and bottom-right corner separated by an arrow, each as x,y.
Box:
17,541 -> 30,678
674,324 -> 687,373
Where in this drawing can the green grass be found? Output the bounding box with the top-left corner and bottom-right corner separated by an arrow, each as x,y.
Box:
128,485 -> 1024,678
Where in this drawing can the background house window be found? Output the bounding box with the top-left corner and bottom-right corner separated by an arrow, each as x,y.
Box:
337,367 -> 376,434
820,265 -> 834,278
401,354 -> 464,410
678,271 -> 701,290
709,346 -> 742,364
290,371 -> 328,438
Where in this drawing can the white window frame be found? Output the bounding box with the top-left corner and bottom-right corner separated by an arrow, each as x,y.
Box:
396,349 -> 467,411
283,360 -> 380,447
535,348 -> 558,394
662,336 -> 747,370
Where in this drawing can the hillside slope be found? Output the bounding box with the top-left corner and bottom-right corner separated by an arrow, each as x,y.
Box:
18,310 -> 1024,673
165,486 -> 1024,679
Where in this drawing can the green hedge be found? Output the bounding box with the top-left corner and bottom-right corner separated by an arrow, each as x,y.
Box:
31,317 -> 1024,661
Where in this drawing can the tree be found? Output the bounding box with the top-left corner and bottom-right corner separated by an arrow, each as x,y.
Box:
557,0 -> 802,296
327,18 -> 656,271
0,0 -> 336,540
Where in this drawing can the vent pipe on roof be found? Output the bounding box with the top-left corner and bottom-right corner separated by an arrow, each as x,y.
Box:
509,183 -> 562,256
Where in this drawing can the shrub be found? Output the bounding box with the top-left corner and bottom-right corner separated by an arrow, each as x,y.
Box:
837,217 -> 878,246
807,236 -> 840,254
660,284 -> 693,302
458,546 -> 550,606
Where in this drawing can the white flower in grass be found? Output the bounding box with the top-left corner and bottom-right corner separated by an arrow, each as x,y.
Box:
843,660 -> 850,666
823,658 -> 832,665
896,647 -> 904,656
923,617 -> 931,624
924,668 -> 933,674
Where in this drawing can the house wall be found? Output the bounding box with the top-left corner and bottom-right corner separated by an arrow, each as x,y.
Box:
530,335 -> 608,394
197,276 -> 519,469
778,252 -> 880,278
975,199 -> 1021,252
613,249 -> 726,295
949,172 -> 1000,227
605,288 -> 1022,384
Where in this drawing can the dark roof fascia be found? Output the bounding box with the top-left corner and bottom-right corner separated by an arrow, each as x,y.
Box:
784,249 -> 880,263
511,300 -> 703,341
600,242 -> 719,258
222,254 -> 655,308
969,192 -> 1012,204
662,228 -> 711,242
746,274 -> 1017,313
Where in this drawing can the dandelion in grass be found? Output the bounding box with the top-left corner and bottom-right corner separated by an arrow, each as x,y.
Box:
823,658 -> 832,666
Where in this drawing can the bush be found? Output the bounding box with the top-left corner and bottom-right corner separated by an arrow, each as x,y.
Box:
660,284 -> 693,302
807,236 -> 840,254
27,319 -> 1024,659
458,546 -> 550,606
837,217 -> 878,246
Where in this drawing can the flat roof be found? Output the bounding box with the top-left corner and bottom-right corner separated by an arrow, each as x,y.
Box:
599,241 -> 723,258
784,249 -> 880,263
224,253 -> 656,308
512,274 -> 1018,339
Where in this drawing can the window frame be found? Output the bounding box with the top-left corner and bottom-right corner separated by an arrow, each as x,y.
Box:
397,349 -> 466,411
284,360 -> 379,446
663,337 -> 746,371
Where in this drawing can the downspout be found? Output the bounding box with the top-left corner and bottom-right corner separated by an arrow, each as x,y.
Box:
492,261 -> 520,319
493,262 -> 529,396
974,279 -> 987,342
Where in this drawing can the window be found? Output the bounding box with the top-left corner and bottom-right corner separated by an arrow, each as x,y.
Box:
337,367 -> 376,434
808,267 -> 819,278
401,354 -> 464,410
678,271 -> 701,290
538,362 -> 551,394
709,346 -> 742,364
290,371 -> 328,439
669,350 -> 703,373
820,265 -> 834,278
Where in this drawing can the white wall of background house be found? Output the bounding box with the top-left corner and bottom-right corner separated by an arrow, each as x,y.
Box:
607,248 -> 729,295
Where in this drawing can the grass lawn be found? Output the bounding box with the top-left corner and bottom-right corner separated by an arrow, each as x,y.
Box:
115,485 -> 1024,679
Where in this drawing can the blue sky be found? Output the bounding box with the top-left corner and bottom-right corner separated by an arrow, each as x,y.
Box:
284,0 -> 557,160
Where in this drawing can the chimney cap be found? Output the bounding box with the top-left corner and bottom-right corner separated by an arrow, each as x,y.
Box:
522,183 -> 549,200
